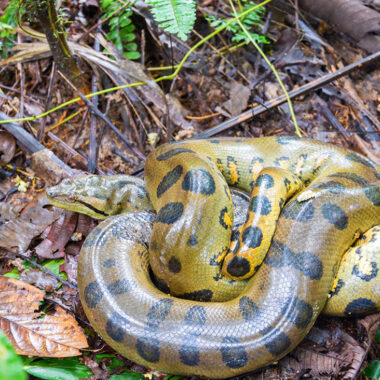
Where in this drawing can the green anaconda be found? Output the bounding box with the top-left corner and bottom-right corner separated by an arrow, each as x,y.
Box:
46,136 -> 380,378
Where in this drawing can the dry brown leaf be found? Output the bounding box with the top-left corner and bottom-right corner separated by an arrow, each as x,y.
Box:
0,276 -> 87,357
35,211 -> 78,259
0,194 -> 63,252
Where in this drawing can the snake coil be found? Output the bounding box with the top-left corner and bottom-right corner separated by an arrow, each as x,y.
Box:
47,137 -> 380,378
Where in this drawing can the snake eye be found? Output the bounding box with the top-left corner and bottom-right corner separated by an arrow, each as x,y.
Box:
68,194 -> 77,202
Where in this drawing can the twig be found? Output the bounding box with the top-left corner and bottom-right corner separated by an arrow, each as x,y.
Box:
13,251 -> 78,290
316,96 -> 350,139
194,50 -> 380,138
88,36 -> 100,173
38,61 -> 57,140
76,91 -> 146,161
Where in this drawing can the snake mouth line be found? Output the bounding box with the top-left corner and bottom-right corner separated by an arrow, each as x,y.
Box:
76,199 -> 109,217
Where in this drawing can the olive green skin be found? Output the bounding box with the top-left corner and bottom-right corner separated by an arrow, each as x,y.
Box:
47,137 -> 380,378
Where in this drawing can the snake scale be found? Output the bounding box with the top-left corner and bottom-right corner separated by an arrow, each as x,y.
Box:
47,136 -> 380,378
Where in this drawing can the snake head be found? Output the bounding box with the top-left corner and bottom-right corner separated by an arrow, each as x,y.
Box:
46,175 -> 153,219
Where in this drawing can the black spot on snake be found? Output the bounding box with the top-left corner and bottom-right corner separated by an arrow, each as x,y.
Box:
168,256 -> 182,273
107,279 -> 130,295
266,241 -> 323,280
153,275 -> 170,294
345,153 -> 376,168
136,187 -> 147,199
227,256 -> 251,277
249,195 -> 272,216
179,343 -> 200,366
157,165 -> 183,198
274,156 -> 289,167
187,234 -> 198,246
260,327 -> 291,356
182,169 -> 216,195
106,312 -> 128,342
84,281 -> 102,308
239,296 -> 260,322
284,177 -> 292,191
136,335 -> 160,362
156,148 -> 195,161
255,173 -> 274,189
227,156 -> 240,185
179,307 -> 206,365
322,203 -> 348,230
282,297 -> 313,329
156,202 -> 184,224
344,298 -> 377,315
146,299 -> 174,329
281,200 -> 314,222
330,279 -> 344,297
242,226 -> 263,248
102,258 -> 115,268
221,336 -> 248,369
231,230 -> 240,241
184,306 -> 207,326
276,136 -> 299,145
223,184 -> 230,200
219,207 -> 230,230
352,261 -> 378,282
364,185 -> 380,206
315,181 -> 346,194
250,156 -> 264,167
178,289 -> 213,302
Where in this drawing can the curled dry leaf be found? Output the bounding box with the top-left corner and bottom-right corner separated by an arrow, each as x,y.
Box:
35,211 -> 78,259
0,275 -> 87,357
0,202 -> 22,223
0,131 -> 16,165
0,194 -> 63,252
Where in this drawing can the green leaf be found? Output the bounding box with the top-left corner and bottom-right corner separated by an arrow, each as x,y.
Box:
3,267 -> 20,279
109,370 -> 145,380
0,330 -> 27,380
120,31 -> 136,42
363,361 -> 380,379
125,51 -> 141,60
125,42 -> 138,51
376,327 -> 380,344
95,354 -> 123,370
23,357 -> 92,380
41,259 -> 67,280
146,0 -> 196,41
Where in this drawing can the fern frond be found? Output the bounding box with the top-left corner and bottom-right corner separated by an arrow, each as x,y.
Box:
146,0 -> 196,41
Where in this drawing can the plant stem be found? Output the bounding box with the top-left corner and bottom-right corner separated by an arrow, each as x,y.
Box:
34,0 -> 87,91
228,0 -> 300,136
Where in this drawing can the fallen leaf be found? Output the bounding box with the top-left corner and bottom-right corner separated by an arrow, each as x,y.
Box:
0,194 -> 62,252
0,276 -> 87,357
0,131 -> 16,165
35,211 -> 78,259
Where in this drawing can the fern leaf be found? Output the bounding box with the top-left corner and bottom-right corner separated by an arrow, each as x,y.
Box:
146,0 -> 196,41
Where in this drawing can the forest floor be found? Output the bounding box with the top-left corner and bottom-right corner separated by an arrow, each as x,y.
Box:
0,0 -> 379,379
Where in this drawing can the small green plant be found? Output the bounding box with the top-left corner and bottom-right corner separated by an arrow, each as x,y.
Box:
146,0 -> 196,41
206,0 -> 269,45
0,0 -> 25,58
100,0 -> 140,60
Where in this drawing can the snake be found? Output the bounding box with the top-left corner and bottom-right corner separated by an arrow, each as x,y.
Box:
46,136 -> 380,378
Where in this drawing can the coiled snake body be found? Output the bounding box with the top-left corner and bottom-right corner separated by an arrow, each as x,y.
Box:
47,137 -> 380,378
